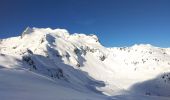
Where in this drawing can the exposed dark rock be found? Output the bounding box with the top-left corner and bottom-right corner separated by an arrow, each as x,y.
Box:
76,63 -> 81,67
27,49 -> 33,54
22,55 -> 37,70
100,55 -> 106,61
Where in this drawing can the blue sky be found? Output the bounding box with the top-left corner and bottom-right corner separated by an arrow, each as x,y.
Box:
0,0 -> 170,47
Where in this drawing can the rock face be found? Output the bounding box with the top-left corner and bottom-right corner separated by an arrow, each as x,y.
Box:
0,27 -> 170,100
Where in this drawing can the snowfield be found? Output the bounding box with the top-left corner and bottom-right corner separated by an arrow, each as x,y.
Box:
0,27 -> 170,100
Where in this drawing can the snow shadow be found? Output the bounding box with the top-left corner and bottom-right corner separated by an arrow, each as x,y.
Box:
0,65 -> 4,69
111,73 -> 170,100
21,48 -> 107,97
127,72 -> 170,97
46,34 -> 56,46
46,34 -> 86,66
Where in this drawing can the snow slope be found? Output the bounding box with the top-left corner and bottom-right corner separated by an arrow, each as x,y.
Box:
0,27 -> 170,100
0,69 -> 108,100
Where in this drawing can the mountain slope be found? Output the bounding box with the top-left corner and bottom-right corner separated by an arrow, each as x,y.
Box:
0,27 -> 170,100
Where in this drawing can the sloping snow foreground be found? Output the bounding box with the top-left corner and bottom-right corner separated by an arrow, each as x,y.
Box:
0,69 -> 108,100
0,27 -> 170,100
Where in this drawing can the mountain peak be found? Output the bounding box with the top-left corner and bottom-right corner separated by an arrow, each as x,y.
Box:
21,27 -> 33,38
19,27 -> 101,47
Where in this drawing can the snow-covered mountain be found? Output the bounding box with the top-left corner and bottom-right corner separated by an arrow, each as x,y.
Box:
0,27 -> 170,100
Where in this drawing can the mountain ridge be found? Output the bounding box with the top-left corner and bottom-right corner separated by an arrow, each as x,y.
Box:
0,27 -> 170,100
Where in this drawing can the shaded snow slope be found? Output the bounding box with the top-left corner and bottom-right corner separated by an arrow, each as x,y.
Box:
0,27 -> 170,100
0,69 -> 108,100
